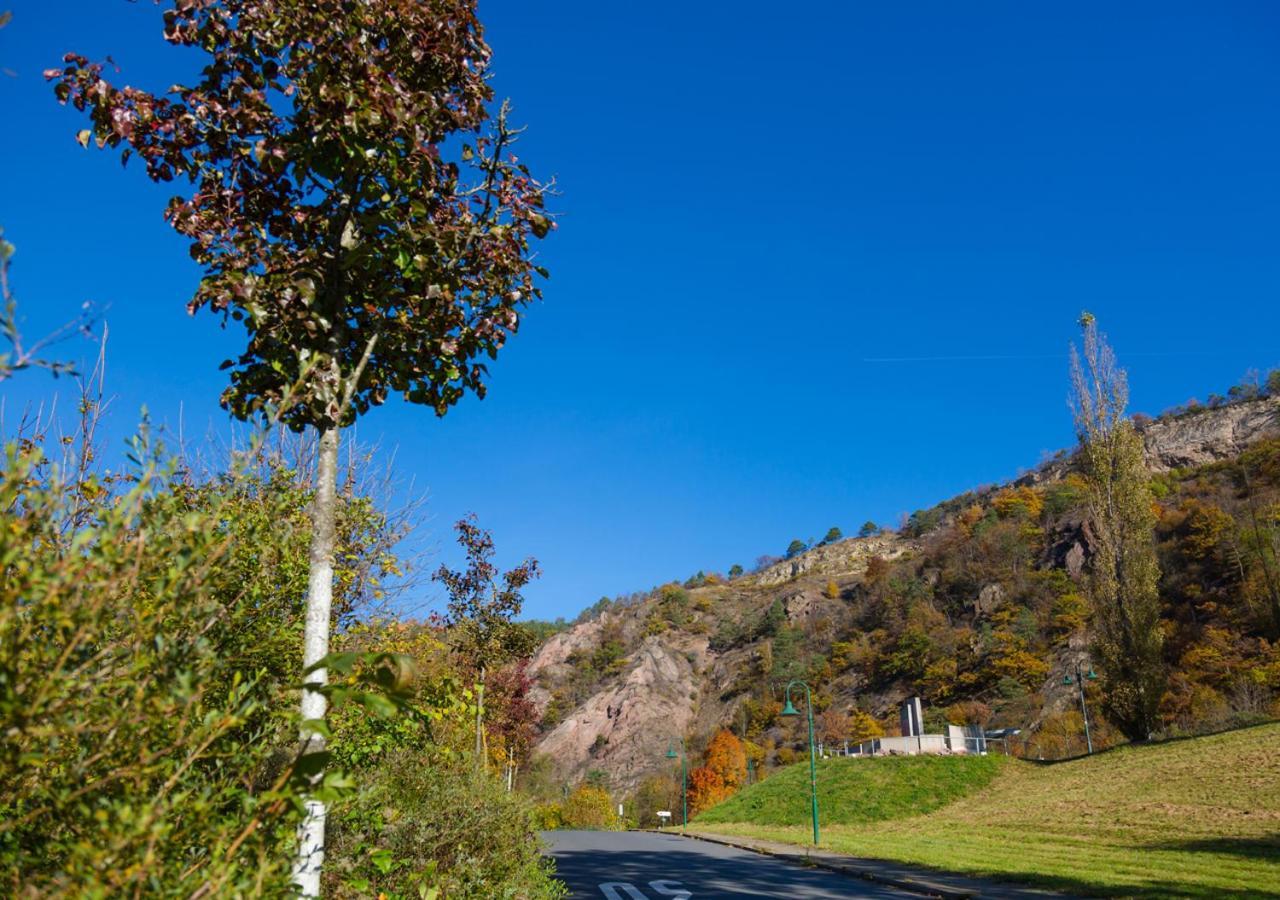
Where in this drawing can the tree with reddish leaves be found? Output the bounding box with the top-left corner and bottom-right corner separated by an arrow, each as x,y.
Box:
48,2 -> 551,893
434,514 -> 539,774
485,660 -> 539,789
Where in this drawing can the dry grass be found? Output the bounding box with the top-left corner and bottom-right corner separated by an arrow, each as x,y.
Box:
699,722 -> 1280,898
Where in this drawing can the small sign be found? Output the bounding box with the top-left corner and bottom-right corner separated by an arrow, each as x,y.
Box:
656,811 -> 672,820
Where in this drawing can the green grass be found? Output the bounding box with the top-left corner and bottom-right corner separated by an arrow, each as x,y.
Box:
695,723 -> 1280,898
696,753 -> 1006,826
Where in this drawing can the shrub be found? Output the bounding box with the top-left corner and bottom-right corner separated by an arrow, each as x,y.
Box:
1042,474 -> 1088,517
325,756 -> 564,898
0,444 -> 323,894
0,437 -> 403,893
533,803 -> 565,830
561,785 -> 621,830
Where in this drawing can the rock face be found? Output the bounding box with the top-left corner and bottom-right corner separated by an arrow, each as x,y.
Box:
529,634 -> 705,793
751,533 -> 915,587
972,583 -> 1005,617
1138,398 -> 1280,471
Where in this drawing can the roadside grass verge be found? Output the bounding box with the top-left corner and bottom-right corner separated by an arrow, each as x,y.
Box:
694,722 -> 1280,898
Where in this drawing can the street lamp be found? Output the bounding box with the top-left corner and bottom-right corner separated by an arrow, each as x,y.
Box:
664,739 -> 688,832
780,679 -> 820,846
1062,662 -> 1098,754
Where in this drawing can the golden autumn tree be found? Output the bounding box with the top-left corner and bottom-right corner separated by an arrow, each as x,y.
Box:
689,729 -> 748,815
686,766 -> 731,816
704,729 -> 748,790
848,709 -> 885,743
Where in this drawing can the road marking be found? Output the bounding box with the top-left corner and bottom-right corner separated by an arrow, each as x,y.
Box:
598,880 -> 689,899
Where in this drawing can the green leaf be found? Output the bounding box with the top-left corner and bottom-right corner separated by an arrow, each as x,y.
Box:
300,717 -> 332,739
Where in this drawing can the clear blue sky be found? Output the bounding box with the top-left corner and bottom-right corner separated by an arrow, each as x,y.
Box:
2,1 -> 1279,621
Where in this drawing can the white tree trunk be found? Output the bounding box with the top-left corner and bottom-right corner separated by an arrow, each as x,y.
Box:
475,665 -> 486,770
292,424 -> 340,897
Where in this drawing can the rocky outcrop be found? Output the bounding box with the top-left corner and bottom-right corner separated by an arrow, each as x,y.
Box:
531,634 -> 705,792
972,583 -> 1005,617
1138,398 -> 1280,471
525,614 -> 608,713
750,532 -> 916,587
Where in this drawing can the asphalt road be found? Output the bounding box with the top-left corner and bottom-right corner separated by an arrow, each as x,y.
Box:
542,830 -> 919,899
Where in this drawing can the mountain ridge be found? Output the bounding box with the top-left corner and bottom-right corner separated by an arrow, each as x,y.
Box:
526,395 -> 1280,793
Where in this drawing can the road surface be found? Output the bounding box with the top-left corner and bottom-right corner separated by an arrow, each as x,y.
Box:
542,830 -> 919,899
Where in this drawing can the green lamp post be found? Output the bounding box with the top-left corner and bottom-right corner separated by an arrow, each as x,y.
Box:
665,739 -> 687,832
780,679 -> 820,845
1062,662 -> 1098,754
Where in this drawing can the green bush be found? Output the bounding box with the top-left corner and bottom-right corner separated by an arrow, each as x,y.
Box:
560,784 -> 622,830
326,755 -> 565,898
0,442 -> 326,894
0,430 -> 547,897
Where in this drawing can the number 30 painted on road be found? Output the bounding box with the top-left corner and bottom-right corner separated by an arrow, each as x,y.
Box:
599,880 -> 690,899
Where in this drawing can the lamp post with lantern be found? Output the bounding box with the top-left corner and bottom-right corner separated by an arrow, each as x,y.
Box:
664,739 -> 688,832
780,679 -> 820,846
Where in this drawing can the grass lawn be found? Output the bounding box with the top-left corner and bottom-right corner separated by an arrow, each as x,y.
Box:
695,722 -> 1280,898
697,752 -> 1006,826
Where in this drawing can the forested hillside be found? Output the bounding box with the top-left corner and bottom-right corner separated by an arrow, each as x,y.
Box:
523,392 -> 1280,808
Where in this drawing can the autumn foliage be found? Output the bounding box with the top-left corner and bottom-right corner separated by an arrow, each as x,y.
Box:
688,729 -> 749,814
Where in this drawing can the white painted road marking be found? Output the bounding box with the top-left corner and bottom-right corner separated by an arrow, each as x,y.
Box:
598,881 -> 690,899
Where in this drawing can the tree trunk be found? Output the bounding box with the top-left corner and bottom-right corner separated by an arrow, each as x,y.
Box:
475,664 -> 486,771
292,424 -> 340,898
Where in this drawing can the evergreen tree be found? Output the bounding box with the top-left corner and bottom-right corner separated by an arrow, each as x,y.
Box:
785,539 -> 807,559
1070,313 -> 1164,740
758,599 -> 786,638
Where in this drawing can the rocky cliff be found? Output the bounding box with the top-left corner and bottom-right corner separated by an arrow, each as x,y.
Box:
1139,397 -> 1280,470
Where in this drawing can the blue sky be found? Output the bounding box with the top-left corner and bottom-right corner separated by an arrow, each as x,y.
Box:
2,1 -> 1279,621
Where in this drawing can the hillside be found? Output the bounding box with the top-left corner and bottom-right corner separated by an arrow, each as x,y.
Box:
695,754 -> 1004,827
695,722 -> 1280,898
524,395 -> 1280,794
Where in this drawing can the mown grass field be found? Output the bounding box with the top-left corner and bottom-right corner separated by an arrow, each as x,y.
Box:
694,722 -> 1280,898
696,752 -> 1006,826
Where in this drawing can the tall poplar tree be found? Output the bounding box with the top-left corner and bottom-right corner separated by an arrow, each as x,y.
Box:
1070,313 -> 1165,740
49,2 -> 551,893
